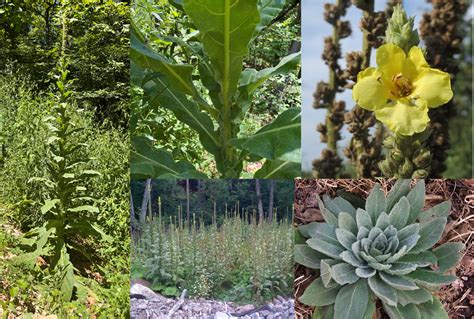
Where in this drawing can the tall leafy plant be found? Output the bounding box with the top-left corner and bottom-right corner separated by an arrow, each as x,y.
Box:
131,0 -> 301,179
17,60 -> 108,302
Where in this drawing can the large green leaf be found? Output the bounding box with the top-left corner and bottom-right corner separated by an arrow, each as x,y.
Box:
368,274 -> 398,306
299,278 -> 341,306
256,0 -> 286,33
130,26 -> 196,96
183,0 -> 260,106
254,159 -> 300,178
416,297 -> 448,319
57,245 -> 74,302
334,280 -> 368,319
406,180 -> 425,223
131,136 -> 207,179
411,217 -> 447,253
230,108 -> 300,162
238,52 -> 300,95
404,269 -> 456,286
365,184 -> 387,223
387,180 -> 411,212
142,75 -> 220,155
432,242 -> 464,272
418,201 -> 451,222
294,244 -> 324,269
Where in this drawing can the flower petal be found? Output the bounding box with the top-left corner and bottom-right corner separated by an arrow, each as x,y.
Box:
408,46 -> 429,72
353,68 -> 390,111
411,68 -> 453,108
376,43 -> 406,79
374,100 -> 429,136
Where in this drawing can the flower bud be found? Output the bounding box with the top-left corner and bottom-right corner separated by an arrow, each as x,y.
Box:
385,5 -> 420,53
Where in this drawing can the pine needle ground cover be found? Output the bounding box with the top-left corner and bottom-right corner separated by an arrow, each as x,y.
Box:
294,179 -> 473,319
132,210 -> 293,305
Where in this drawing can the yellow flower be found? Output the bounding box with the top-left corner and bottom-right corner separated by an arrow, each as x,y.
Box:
352,43 -> 453,136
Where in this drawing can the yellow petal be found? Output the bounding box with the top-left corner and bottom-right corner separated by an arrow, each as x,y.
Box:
408,46 -> 429,72
411,68 -> 453,108
352,67 -> 390,111
374,99 -> 429,136
376,44 -> 406,79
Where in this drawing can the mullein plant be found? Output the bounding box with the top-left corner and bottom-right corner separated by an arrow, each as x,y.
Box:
312,0 -> 351,178
352,5 -> 453,178
295,180 -> 464,319
419,0 -> 469,176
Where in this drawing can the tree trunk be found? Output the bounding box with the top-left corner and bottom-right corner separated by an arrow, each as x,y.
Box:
268,180 -> 275,222
186,179 -> 190,227
255,179 -> 264,223
140,179 -> 151,223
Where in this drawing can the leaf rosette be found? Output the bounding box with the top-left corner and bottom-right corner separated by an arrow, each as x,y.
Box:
295,180 -> 464,319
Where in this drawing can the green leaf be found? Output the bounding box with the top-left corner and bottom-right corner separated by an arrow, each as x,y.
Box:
57,245 -> 74,302
406,180 -> 425,223
131,136 -> 207,179
331,263 -> 359,285
432,242 -> 464,272
368,274 -> 398,306
363,297 -> 376,319
356,208 -> 373,230
411,217 -> 447,253
300,278 -> 341,306
338,212 -> 357,234
67,205 -> 99,213
379,271 -> 418,290
389,197 -> 410,229
416,297 -> 448,319
256,0 -> 286,33
230,108 -> 301,162
324,195 -> 357,218
294,244 -> 324,269
396,287 -> 433,306
404,269 -> 456,286
396,251 -> 437,267
298,222 -> 340,245
183,0 -> 260,105
334,280 -> 368,319
383,302 -> 421,319
312,305 -> 335,319
387,180 -> 411,213
306,237 -> 344,260
238,52 -> 300,95
321,259 -> 339,287
365,184 -> 387,223
143,75 -> 220,155
335,228 -> 356,250
419,201 -> 451,222
318,196 -> 338,225
336,190 -> 366,210
254,160 -> 300,178
41,199 -> 60,215
130,26 -> 196,96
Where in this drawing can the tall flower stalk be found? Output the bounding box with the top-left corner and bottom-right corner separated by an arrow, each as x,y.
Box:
312,0 -> 351,178
419,0 -> 469,177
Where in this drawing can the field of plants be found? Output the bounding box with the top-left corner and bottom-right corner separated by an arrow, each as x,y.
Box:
0,1 -> 130,317
131,179 -> 294,305
306,0 -> 472,179
131,0 -> 302,179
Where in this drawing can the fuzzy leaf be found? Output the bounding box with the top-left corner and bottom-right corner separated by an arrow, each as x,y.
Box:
410,217 -> 447,253
253,160 -> 300,178
416,297 -> 448,319
331,263 -> 359,285
318,196 -> 338,225
299,277 -> 340,306
406,180 -> 425,223
338,212 -> 358,234
397,251 -> 437,267
294,244 -> 324,269
307,237 -> 344,260
256,0 -> 286,33
419,201 -> 451,222
230,108 -> 301,162
334,280 -> 368,319
404,269 -> 456,286
321,259 -> 339,287
383,302 -> 421,319
368,274 -> 398,306
298,222 -> 340,245
396,287 -> 433,306
379,271 -> 418,290
387,180 -> 411,212
41,199 -> 60,215
365,184 -> 387,223
335,228 -> 357,250
389,196 -> 410,229
432,242 -> 464,272
324,195 -> 357,218
356,208 -> 373,229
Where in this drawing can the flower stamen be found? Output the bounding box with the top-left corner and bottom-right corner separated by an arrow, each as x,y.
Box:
392,73 -> 412,97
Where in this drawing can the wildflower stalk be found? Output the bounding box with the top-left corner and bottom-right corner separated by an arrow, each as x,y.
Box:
419,0 -> 469,177
312,0 -> 351,178
379,5 -> 432,178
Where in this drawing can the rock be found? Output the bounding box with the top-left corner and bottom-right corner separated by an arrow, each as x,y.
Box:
130,283 -> 161,301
